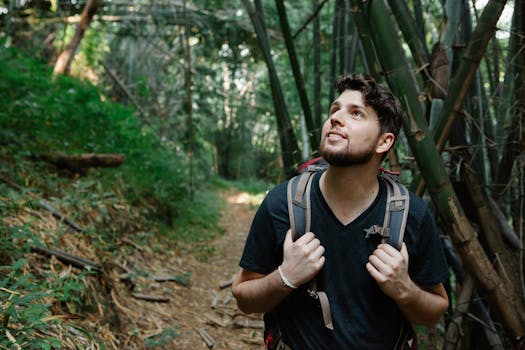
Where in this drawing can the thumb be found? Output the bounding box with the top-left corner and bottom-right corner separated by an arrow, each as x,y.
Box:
284,229 -> 293,248
400,242 -> 409,266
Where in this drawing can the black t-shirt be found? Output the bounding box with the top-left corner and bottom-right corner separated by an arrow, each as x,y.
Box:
239,171 -> 449,349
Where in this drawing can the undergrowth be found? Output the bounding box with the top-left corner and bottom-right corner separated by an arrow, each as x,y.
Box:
0,46 -> 187,224
0,45 -> 224,348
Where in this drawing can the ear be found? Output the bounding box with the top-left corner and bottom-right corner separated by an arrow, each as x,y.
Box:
375,132 -> 395,155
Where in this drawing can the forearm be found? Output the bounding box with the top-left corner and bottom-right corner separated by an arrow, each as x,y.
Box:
233,230 -> 325,314
232,269 -> 294,314
395,282 -> 449,326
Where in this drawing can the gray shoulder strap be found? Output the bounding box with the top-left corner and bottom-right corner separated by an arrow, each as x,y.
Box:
380,174 -> 410,250
287,169 -> 316,241
286,167 -> 333,330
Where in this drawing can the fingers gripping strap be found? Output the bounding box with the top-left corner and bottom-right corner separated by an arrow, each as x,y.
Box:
380,175 -> 410,250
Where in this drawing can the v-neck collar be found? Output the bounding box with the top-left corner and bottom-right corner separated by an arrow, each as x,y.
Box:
312,171 -> 385,229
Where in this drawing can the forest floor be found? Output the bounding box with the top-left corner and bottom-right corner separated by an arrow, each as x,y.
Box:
3,171 -> 266,349
105,188 -> 265,349
167,188 -> 264,349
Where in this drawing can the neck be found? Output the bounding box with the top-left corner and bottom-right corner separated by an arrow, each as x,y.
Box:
321,162 -> 379,199
319,162 -> 380,224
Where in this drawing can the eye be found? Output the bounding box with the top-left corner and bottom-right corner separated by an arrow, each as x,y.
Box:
351,110 -> 363,119
329,105 -> 339,115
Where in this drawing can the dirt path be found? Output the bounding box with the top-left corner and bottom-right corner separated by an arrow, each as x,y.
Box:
5,179 -> 265,348
113,188 -> 265,349
177,188 -> 265,349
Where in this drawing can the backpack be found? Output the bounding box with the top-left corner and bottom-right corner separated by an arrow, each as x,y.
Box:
286,157 -> 410,330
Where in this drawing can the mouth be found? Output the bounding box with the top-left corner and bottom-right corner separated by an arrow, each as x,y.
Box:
326,130 -> 347,142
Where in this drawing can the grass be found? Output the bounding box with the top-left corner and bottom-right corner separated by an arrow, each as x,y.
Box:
0,44 -> 226,348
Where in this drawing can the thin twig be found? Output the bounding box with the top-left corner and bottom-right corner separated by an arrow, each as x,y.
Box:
292,0 -> 330,39
131,293 -> 170,303
518,154 -> 525,302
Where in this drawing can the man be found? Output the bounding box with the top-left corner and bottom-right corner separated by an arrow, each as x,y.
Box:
232,73 -> 449,349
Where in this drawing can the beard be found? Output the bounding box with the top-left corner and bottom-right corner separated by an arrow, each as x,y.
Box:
320,140 -> 376,167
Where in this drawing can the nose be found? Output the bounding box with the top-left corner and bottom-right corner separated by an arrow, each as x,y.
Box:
329,110 -> 345,127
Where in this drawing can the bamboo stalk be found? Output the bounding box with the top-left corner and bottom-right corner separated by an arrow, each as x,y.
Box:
350,0 -> 524,336
443,275 -> 474,350
196,327 -> 215,348
131,293 -> 170,303
30,246 -> 101,272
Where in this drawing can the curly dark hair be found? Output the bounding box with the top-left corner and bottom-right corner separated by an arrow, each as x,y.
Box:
335,73 -> 403,138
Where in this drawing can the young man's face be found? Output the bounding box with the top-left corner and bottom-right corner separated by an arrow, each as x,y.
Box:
320,89 -> 383,166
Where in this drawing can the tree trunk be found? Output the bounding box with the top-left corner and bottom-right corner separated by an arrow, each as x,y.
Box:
411,0 -> 425,45
312,0 -> 322,134
410,0 -> 508,195
182,0 -> 194,200
443,275 -> 474,350
387,0 -> 429,78
350,0 -> 524,336
337,0 -> 345,75
462,163 -> 525,318
432,0 -> 508,153
349,2 -> 381,80
329,0 -> 342,103
242,0 -> 301,176
344,11 -> 358,74
493,0 -> 525,203
53,0 -> 101,75
275,0 -> 319,156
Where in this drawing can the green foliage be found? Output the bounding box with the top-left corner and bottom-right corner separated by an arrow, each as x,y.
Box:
167,189 -> 226,261
0,225 -> 99,349
212,176 -> 273,195
0,251 -> 62,349
0,46 -> 189,224
143,327 -> 181,348
0,44 -> 226,346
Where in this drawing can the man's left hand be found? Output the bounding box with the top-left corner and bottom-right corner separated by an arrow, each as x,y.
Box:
366,243 -> 415,300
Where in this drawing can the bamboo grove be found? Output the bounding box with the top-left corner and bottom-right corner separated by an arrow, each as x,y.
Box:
2,0 -> 525,348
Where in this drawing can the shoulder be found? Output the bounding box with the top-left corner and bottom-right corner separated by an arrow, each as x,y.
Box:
407,192 -> 432,220
263,180 -> 289,208
255,180 -> 290,223
403,191 -> 437,235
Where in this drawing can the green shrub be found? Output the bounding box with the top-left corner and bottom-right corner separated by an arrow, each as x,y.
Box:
0,46 -> 188,223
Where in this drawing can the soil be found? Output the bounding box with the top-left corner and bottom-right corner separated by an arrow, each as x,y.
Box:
174,188 -> 264,349
3,181 -> 265,349
108,188 -> 265,349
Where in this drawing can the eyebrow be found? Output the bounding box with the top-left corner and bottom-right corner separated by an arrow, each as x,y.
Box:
330,101 -> 368,114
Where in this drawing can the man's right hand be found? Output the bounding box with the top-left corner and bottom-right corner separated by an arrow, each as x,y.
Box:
280,229 -> 325,287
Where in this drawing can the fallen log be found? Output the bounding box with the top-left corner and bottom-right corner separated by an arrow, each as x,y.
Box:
37,152 -> 124,174
153,272 -> 191,286
131,293 -> 170,303
30,246 -> 101,272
